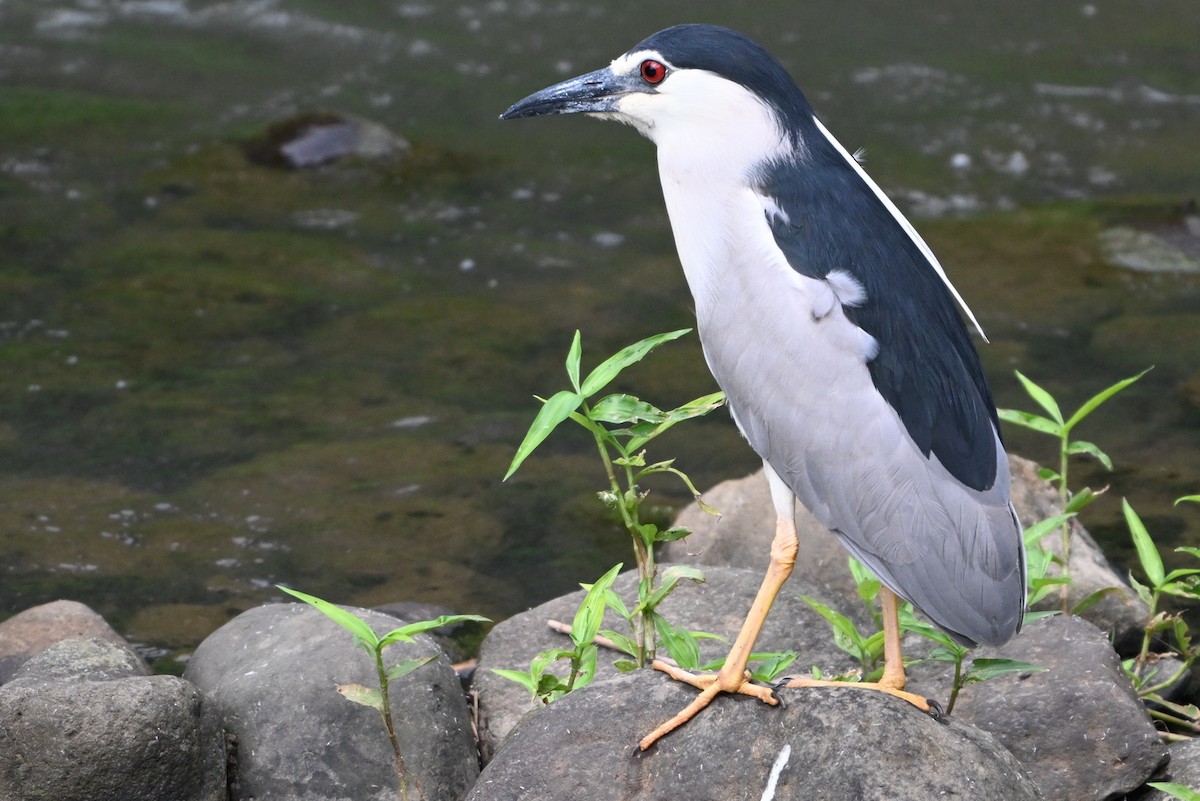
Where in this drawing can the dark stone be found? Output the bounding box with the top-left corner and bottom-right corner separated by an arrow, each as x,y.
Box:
467,670 -> 1040,801
954,615 -> 1169,801
0,637 -> 226,801
472,564 -> 883,757
184,601 -> 479,801
244,112 -> 410,169
1130,738 -> 1200,800
0,600 -> 130,684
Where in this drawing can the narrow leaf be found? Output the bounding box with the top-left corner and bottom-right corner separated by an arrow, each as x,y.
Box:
278,585 -> 380,648
1124,498 -> 1165,587
386,655 -> 439,681
1022,513 -> 1074,547
996,408 -> 1061,436
566,330 -> 582,393
1147,782 -> 1200,801
337,683 -> 384,711
589,394 -> 665,425
379,614 -> 490,648
1176,495 -> 1200,506
963,658 -> 1046,684
1064,487 -> 1098,514
580,329 -> 691,397
1012,371 -> 1064,425
504,390 -> 583,480
1063,367 -> 1152,432
1066,440 -> 1113,471
490,668 -> 537,694
1071,587 -> 1122,616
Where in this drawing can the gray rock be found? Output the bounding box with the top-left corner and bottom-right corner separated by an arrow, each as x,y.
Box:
664,454 -> 1148,649
467,670 -> 1041,801
473,564 -> 883,757
0,637 -> 226,801
0,599 -> 129,683
185,601 -> 478,801
1131,737 -> 1200,800
954,615 -> 1168,801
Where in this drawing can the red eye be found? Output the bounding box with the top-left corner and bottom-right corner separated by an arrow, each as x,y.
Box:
640,59 -> 667,85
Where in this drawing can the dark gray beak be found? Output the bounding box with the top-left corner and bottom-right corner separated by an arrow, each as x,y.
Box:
500,66 -> 640,120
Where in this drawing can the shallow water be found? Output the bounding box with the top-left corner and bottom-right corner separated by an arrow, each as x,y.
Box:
1,1 -> 1198,662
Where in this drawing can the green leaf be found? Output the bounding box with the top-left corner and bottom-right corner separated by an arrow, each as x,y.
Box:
749,650 -> 798,683
378,614 -> 490,649
996,408 -> 1062,436
1148,782 -> 1200,801
589,394 -> 666,425
1176,495 -> 1200,506
613,659 -> 638,673
571,564 -> 622,648
656,525 -> 694,543
1128,572 -> 1154,606
385,655 -> 439,682
1066,440 -> 1113,471
654,614 -> 701,670
599,628 -> 639,658
1013,371 -> 1064,425
1022,513 -> 1074,547
1036,466 -> 1061,482
566,330 -> 582,393
801,595 -> 869,663
1124,498 -> 1165,587
277,585 -> 380,649
337,683 -> 384,711
504,390 -> 583,480
1063,367 -> 1151,432
490,668 -> 537,694
963,658 -> 1046,684
1071,587 -> 1122,616
1022,610 -> 1059,625
1064,487 -> 1098,514
580,329 -> 691,397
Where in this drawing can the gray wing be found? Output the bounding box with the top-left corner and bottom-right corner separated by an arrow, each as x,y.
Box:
697,196 -> 1025,646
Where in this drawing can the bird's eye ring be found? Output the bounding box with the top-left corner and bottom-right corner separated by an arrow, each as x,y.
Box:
640,59 -> 667,85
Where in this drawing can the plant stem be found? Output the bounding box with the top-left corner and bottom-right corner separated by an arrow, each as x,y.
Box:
375,649 -> 410,801
945,653 -> 964,715
1058,440 -> 1073,613
1134,593 -> 1160,680
582,404 -> 658,666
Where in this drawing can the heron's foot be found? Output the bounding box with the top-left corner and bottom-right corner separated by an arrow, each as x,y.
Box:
781,675 -> 938,715
638,659 -> 780,751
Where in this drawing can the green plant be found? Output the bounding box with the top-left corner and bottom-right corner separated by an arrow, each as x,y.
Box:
802,557 -> 1042,712
998,368 -> 1149,610
1148,781 -> 1200,801
277,585 -> 488,801
1122,496 -> 1200,739
491,563 -> 621,704
505,329 -> 724,666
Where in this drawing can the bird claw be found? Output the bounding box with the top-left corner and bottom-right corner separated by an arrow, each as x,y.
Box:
926,697 -> 945,721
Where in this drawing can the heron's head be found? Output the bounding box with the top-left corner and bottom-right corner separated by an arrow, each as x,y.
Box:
501,24 -> 815,168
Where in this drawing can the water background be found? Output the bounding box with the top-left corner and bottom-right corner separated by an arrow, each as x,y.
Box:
1,0 -> 1198,662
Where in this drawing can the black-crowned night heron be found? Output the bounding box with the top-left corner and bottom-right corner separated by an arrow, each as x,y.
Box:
501,23 -> 1025,751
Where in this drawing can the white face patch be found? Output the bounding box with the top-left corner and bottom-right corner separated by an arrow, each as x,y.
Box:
609,49 -> 666,78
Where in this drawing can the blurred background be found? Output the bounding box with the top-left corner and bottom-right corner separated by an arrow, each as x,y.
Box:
1,0 -> 1197,668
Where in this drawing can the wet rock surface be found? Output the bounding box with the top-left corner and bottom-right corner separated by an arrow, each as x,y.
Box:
0,637 -> 226,801
184,602 -> 479,801
468,670 -> 1041,801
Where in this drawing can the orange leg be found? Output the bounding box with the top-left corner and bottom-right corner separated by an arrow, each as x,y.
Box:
783,586 -> 934,711
638,488 -> 799,751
